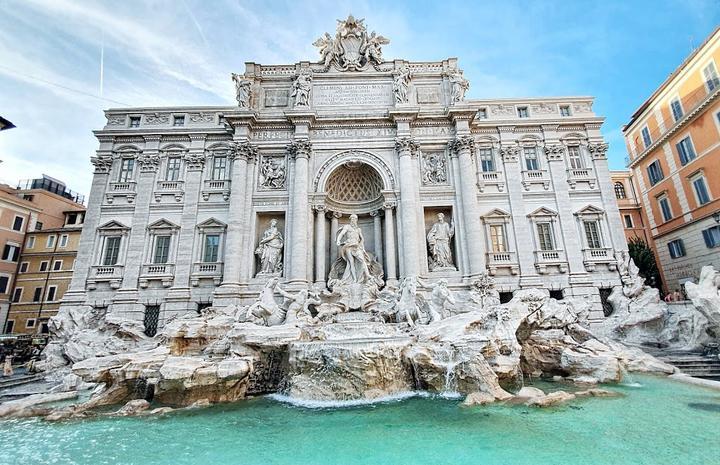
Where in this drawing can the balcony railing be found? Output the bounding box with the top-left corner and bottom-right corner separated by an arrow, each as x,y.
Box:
140,263 -> 175,288
477,171 -> 505,192
582,247 -> 616,272
486,251 -> 518,275
566,167 -> 596,189
155,180 -> 185,202
87,265 -> 124,289
202,179 -> 231,201
521,170 -> 550,191
109,181 -> 136,192
534,249 -> 568,274
191,262 -> 224,286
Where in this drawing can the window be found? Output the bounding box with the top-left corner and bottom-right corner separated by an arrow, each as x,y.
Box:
647,160 -> 664,185
203,234 -> 220,262
567,146 -> 583,169
32,287 -> 43,302
11,288 -> 22,303
153,235 -> 171,264
668,239 -> 686,258
2,244 -> 19,262
517,106 -> 529,118
19,262 -> 28,273
702,225 -> 720,248
0,276 -> 8,294
614,182 -> 627,199
583,221 -> 603,249
39,261 -> 48,272
52,260 -> 63,271
129,116 -> 141,128
23,194 -> 34,202
478,148 -> 495,172
144,305 -> 160,337
624,214 -> 634,228
4,321 -> 13,334
670,98 -> 683,121
26,236 -> 35,249
173,115 -> 185,126
35,222 -> 43,231
166,157 -> 182,181
25,319 -> 36,329
476,108 -> 488,119
691,174 -> 711,205
67,213 -> 78,225
46,235 -> 56,248
46,286 -> 57,302
59,234 -> 68,248
489,225 -> 507,253
119,158 -> 135,182
103,236 -> 122,266
524,147 -> 539,171
641,126 -> 652,149
212,156 -> 227,180
12,216 -> 24,231
658,195 -> 673,222
559,105 -> 571,117
676,136 -> 696,165
703,62 -> 719,92
536,222 -> 555,251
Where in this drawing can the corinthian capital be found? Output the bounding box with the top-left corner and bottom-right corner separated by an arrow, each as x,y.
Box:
394,137 -> 419,157
544,144 -> 564,161
287,139 -> 312,159
449,135 -> 475,156
184,152 -> 206,171
137,153 -> 161,173
90,154 -> 113,174
587,142 -> 609,160
230,141 -> 258,162
499,145 -> 520,162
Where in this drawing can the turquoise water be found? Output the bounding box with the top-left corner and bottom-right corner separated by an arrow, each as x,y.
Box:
1,375 -> 719,465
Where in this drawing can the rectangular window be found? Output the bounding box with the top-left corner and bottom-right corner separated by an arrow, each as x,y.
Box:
517,106 -> 529,118
658,196 -> 673,222
25,319 -> 36,329
153,235 -> 171,264
12,216 -> 24,231
692,175 -> 711,205
11,288 -> 22,303
32,287 -> 43,302
119,158 -> 135,182
35,222 -> 43,231
647,160 -> 664,185
567,146 -> 583,169
624,214 -> 634,228
641,126 -> 652,149
583,221 -> 602,249
668,239 -> 686,259
46,286 -> 57,302
476,108 -> 488,119
129,116 -> 141,128
59,234 -> 68,248
536,222 -> 554,251
4,320 -> 14,333
212,156 -> 227,180
0,276 -> 8,294
702,225 -> 720,248
676,136 -> 696,165
67,213 -> 78,225
166,157 -> 182,181
203,234 -> 220,262
524,147 -> 539,171
489,225 -> 507,253
46,235 -> 56,248
173,115 -> 185,126
19,262 -> 28,273
53,260 -> 63,271
144,305 -> 160,337
26,236 -> 35,249
39,261 -> 48,272
670,98 -> 684,121
703,62 -> 719,92
559,105 -> 571,117
103,236 -> 122,266
478,148 -> 495,172
2,245 -> 19,262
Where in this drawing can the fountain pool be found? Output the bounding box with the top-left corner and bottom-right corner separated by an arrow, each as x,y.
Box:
1,375 -> 718,465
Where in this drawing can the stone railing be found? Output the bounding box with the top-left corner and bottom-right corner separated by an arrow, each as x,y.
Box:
521,170 -> 550,191
87,265 -> 124,290
191,262 -> 224,286
202,179 -> 231,201
477,171 -> 505,193
106,181 -> 137,204
534,249 -> 568,274
582,247 -> 616,272
139,263 -> 175,288
486,251 -> 518,275
155,180 -> 185,202
566,167 -> 596,190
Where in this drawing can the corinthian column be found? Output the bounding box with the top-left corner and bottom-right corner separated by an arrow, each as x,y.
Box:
383,201 -> 397,283
450,135 -> 486,276
288,139 -> 312,283
314,204 -> 327,286
370,209 -> 383,265
330,211 -> 341,264
395,137 -> 421,276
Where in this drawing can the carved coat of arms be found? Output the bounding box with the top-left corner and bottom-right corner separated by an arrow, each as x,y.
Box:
313,15 -> 389,71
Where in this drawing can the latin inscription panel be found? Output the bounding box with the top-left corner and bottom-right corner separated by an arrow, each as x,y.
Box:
313,83 -> 393,107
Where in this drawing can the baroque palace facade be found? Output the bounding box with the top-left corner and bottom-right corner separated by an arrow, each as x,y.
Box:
62,17 -> 626,329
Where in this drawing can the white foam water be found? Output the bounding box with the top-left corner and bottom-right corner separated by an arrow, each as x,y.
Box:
267,391 -> 437,409
620,382 -> 643,388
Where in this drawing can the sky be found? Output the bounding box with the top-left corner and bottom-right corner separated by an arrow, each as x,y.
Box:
0,0 -> 718,198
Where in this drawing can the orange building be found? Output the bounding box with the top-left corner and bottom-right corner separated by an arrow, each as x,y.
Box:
610,170 -> 650,244
623,26 -> 720,292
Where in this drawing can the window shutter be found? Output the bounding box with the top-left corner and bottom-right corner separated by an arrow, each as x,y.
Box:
703,229 -> 713,248
667,242 -> 675,258
679,240 -> 685,256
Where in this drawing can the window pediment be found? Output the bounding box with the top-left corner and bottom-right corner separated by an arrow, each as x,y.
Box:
527,207 -> 558,218
147,219 -> 180,232
574,205 -> 604,217
197,218 -> 227,231
97,220 -> 130,232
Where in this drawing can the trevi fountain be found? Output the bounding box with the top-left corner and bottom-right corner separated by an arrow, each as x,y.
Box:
2,15 -> 720,465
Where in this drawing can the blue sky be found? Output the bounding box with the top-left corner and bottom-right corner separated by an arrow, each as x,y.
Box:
0,0 -> 718,196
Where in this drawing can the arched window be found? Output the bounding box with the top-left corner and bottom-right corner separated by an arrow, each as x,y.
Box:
614,182 -> 626,199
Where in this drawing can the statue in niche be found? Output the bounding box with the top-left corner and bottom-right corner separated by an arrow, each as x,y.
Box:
231,73 -> 252,108
421,152 -> 447,185
336,214 -> 372,284
446,70 -> 469,103
292,71 -> 312,107
427,213 -> 456,271
255,219 -> 284,276
259,157 -> 286,189
393,67 -> 411,103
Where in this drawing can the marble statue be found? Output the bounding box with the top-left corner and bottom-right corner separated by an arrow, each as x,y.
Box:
255,219 -> 284,276
278,288 -> 321,325
363,31 -> 390,64
418,277 -> 454,321
259,157 -> 286,190
421,152 -> 447,185
447,70 -> 469,103
336,214 -> 372,284
427,213 -> 455,271
243,278 -> 287,326
292,72 -> 312,107
392,67 -> 411,103
231,73 -> 252,108
313,32 -> 338,69
313,15 -> 389,71
395,276 -> 424,326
